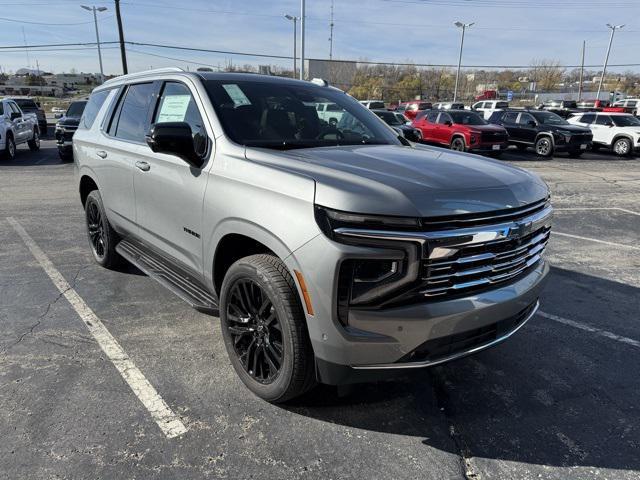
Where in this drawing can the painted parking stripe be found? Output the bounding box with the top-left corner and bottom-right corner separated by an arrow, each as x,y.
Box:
538,311 -> 640,349
554,207 -> 640,216
552,231 -> 640,251
7,217 -> 188,439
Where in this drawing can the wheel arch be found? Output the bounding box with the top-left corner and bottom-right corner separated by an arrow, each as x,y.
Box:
79,174 -> 100,207
611,133 -> 633,145
535,132 -> 555,145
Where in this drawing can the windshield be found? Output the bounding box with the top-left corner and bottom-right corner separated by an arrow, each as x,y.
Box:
367,101 -> 385,109
15,99 -> 37,110
66,101 -> 87,117
375,111 -> 403,126
450,111 -> 487,125
532,111 -> 568,125
612,115 -> 640,127
204,80 -> 400,149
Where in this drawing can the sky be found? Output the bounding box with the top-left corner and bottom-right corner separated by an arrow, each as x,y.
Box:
1,0 -> 640,76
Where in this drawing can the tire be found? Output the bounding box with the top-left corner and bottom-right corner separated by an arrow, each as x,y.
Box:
612,137 -> 632,157
28,130 -> 40,151
450,137 -> 466,152
84,190 -> 122,269
220,254 -> 316,403
1,135 -> 16,161
535,136 -> 554,157
58,149 -> 73,162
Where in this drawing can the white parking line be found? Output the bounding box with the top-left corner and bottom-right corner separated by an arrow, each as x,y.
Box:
552,231 -> 640,251
538,311 -> 640,349
7,217 -> 188,439
554,207 -> 640,216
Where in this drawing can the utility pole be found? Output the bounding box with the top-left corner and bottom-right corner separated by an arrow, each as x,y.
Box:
578,40 -> 585,101
453,21 -> 474,102
300,0 -> 305,80
596,24 -> 624,101
284,15 -> 298,78
81,5 -> 107,82
22,27 -> 30,69
114,0 -> 128,74
329,0 -> 334,60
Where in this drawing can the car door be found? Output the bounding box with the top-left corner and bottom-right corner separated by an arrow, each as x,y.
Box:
132,80 -> 213,275
517,112 -> 538,143
500,111 -> 520,141
435,112 -> 453,145
417,111 -> 438,142
593,114 -> 615,145
8,102 -> 28,143
574,113 -> 599,142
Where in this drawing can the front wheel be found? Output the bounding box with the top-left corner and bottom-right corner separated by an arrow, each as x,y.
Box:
2,136 -> 16,161
84,190 -> 122,269
535,137 -> 554,157
220,254 -> 316,403
612,138 -> 632,157
28,130 -> 40,151
450,137 -> 466,152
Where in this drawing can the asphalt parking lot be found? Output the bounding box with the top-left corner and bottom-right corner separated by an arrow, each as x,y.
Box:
1,138 -> 639,479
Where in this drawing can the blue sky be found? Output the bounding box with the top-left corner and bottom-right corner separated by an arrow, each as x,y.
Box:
1,0 -> 639,75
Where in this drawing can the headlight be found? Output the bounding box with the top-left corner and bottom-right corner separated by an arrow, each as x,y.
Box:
316,205 -> 422,322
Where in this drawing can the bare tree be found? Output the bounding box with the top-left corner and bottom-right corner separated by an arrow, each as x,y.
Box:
529,59 -> 565,92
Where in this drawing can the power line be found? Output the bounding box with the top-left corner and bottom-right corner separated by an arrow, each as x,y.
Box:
0,14 -> 113,26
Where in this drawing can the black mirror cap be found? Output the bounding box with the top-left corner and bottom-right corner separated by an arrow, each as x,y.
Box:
146,122 -> 206,168
445,120 -> 453,126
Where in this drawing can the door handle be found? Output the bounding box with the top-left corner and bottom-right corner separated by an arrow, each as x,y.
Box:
135,161 -> 150,172
96,150 -> 108,159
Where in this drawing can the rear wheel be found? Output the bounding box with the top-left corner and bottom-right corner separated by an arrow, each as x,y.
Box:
2,135 -> 16,161
612,137 -> 632,157
84,190 -> 122,269
28,130 -> 40,151
450,137 -> 466,152
220,254 -> 316,403
535,136 -> 554,157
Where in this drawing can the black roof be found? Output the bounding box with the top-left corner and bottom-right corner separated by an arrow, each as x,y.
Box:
195,72 -> 316,86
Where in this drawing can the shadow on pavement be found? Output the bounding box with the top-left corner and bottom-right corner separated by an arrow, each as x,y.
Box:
284,266 -> 640,472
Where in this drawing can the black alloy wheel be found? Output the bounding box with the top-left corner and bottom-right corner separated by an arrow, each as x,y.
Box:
226,279 -> 283,384
87,200 -> 106,260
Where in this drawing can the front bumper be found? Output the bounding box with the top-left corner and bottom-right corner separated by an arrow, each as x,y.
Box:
290,228 -> 550,385
469,141 -> 509,153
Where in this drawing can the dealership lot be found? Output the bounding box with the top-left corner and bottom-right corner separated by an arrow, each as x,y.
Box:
1,139 -> 639,479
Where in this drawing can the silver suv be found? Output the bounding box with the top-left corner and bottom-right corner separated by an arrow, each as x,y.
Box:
74,68 -> 552,402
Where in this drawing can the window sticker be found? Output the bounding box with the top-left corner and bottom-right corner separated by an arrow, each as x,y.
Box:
222,84 -> 252,107
157,94 -> 191,122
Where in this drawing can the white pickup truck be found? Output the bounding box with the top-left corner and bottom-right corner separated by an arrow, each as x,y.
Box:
1,97 -> 41,160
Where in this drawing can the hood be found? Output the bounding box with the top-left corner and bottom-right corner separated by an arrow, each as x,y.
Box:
464,124 -> 506,133
57,116 -> 81,127
545,124 -> 591,134
245,144 -> 548,218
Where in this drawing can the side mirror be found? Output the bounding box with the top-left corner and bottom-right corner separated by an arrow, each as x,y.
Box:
528,120 -> 537,127
145,122 -> 207,168
10,112 -> 21,120
54,113 -> 63,119
444,120 -> 453,126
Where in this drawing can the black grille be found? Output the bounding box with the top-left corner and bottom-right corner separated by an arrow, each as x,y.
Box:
480,131 -> 508,143
398,302 -> 536,363
568,133 -> 592,144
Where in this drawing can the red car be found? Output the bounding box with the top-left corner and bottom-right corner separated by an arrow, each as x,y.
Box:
412,109 -> 509,156
397,101 -> 432,120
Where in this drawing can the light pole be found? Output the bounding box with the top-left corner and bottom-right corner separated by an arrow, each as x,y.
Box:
300,0 -> 306,80
453,21 -> 474,102
81,5 -> 107,82
284,14 -> 297,79
596,23 -> 624,102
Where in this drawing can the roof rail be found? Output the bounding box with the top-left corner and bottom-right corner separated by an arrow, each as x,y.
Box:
101,67 -> 185,86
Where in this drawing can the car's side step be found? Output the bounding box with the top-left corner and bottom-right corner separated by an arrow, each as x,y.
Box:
116,239 -> 219,315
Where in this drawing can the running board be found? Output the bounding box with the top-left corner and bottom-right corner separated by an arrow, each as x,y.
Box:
116,239 -> 219,315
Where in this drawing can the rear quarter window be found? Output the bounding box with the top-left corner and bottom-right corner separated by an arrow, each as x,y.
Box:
78,89 -> 112,130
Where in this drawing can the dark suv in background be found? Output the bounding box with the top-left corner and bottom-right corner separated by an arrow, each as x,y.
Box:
539,100 -> 579,118
489,109 -> 592,157
55,100 -> 87,161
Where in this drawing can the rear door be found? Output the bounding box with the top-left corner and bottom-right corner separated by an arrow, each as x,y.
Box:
593,114 -> 615,145
516,112 -> 538,143
132,80 -> 213,275
435,112 -> 453,144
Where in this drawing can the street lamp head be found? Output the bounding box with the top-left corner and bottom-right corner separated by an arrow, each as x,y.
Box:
454,21 -> 464,27
606,23 -> 625,29
97,6 -> 107,12
454,21 -> 474,28
284,14 -> 295,21
80,5 -> 92,10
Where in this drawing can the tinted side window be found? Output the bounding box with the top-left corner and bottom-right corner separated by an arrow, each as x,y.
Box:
114,83 -> 156,142
580,114 -> 596,124
518,113 -> 535,125
437,113 -> 452,124
79,89 -> 111,130
153,82 -> 204,137
502,112 -> 519,123
426,111 -> 439,122
595,115 -> 612,126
